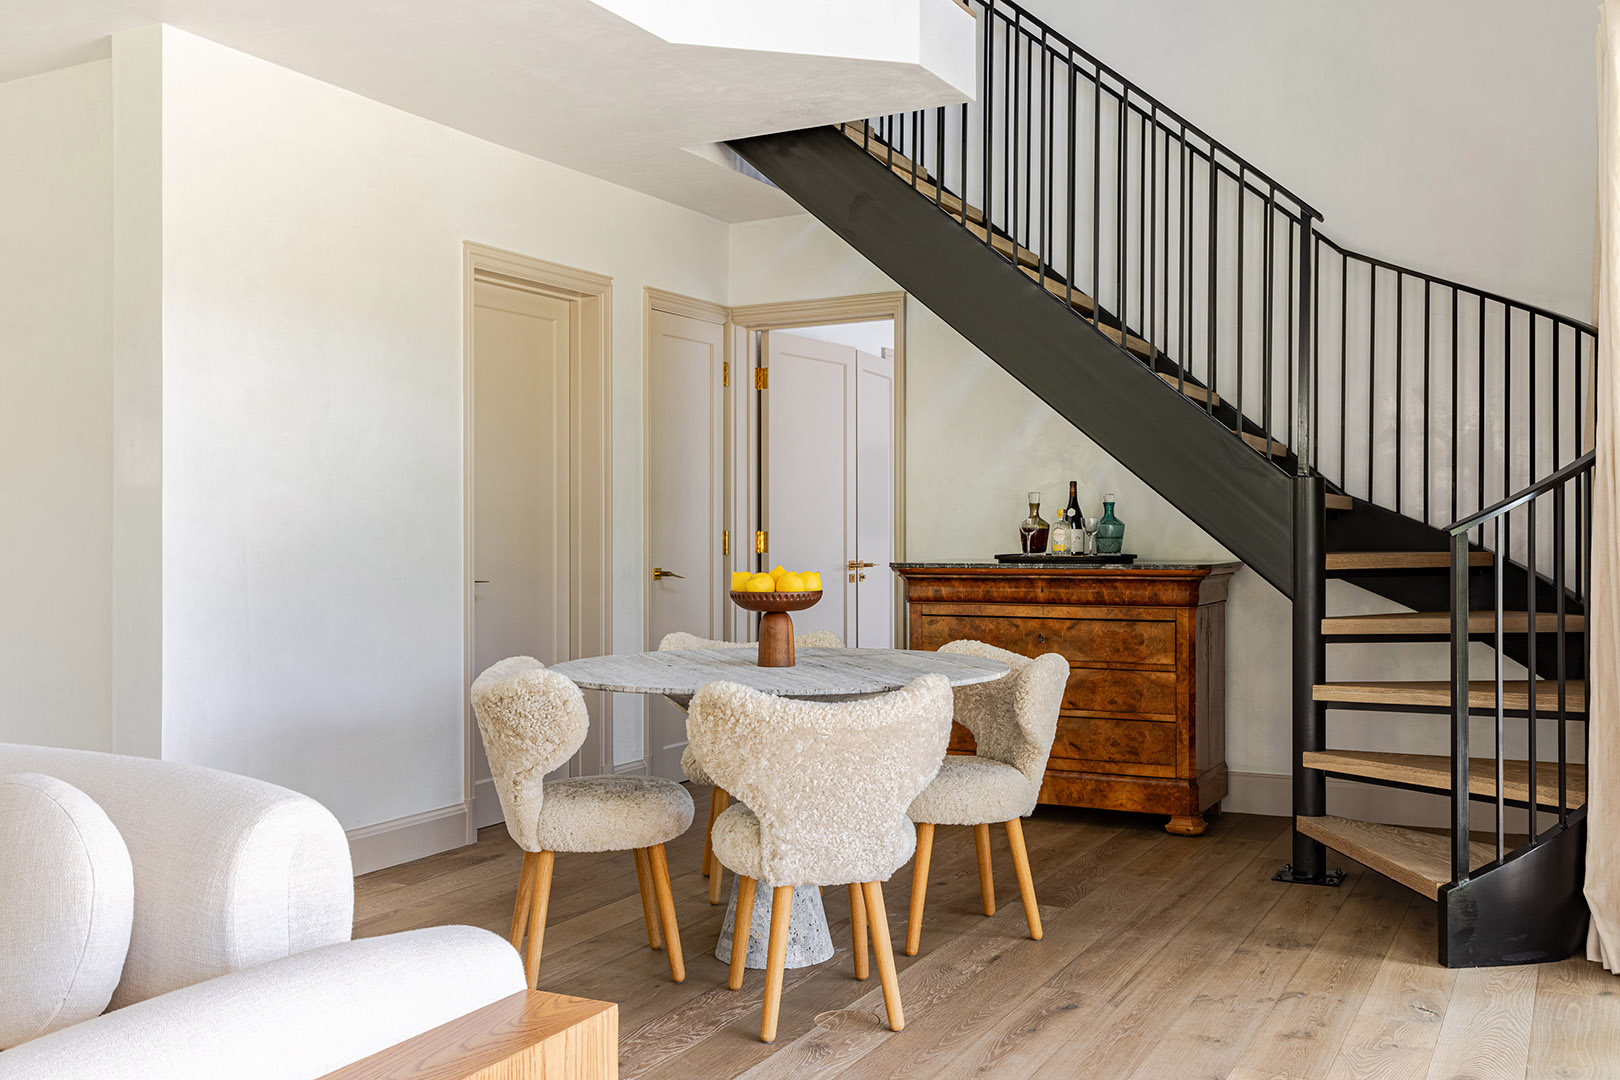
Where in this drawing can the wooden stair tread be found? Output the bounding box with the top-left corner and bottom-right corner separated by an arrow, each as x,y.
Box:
1324,492 -> 1354,510
1322,611 -> 1587,635
1295,815 -> 1493,900
1156,371 -> 1218,404
1302,749 -> 1586,810
1313,679 -> 1586,713
1242,431 -> 1288,458
841,122 -> 933,183
1326,550 -> 1493,570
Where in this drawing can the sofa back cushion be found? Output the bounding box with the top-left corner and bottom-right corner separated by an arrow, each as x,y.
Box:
0,774 -> 133,1048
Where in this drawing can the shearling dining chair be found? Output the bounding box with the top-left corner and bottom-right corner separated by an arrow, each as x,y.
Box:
687,674 -> 953,1042
656,630 -> 844,904
903,640 -> 1068,956
470,657 -> 695,988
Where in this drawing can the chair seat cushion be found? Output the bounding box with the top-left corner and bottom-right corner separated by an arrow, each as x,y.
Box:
710,803 -> 917,887
532,775 -> 694,854
907,756 -> 1036,826
679,745 -> 713,789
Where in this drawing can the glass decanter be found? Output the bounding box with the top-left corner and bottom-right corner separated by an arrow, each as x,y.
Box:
1095,493 -> 1126,554
1018,493 -> 1049,554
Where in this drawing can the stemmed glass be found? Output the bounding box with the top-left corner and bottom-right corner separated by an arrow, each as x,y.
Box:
1081,516 -> 1099,556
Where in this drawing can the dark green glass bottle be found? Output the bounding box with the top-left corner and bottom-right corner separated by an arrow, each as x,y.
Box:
1095,492 -> 1125,554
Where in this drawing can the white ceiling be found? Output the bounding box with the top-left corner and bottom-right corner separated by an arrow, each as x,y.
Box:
1,0 -> 976,221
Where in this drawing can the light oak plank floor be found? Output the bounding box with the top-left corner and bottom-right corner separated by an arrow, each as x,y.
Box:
353,789 -> 1618,1079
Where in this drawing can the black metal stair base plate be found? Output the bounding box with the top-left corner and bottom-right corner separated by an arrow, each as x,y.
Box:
1273,863 -> 1345,887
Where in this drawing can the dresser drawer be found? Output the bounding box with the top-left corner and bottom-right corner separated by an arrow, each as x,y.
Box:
1064,667 -> 1178,718
913,613 -> 1176,668
1050,714 -> 1177,767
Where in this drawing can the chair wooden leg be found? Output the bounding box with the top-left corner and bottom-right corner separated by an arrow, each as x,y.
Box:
905,822 -> 934,956
861,881 -> 904,1032
730,875 -> 758,990
632,847 -> 662,950
707,788 -> 730,905
761,885 -> 794,1043
1005,817 -> 1043,941
849,882 -> 869,980
509,852 -> 536,950
701,787 -> 723,877
974,822 -> 996,916
647,844 -> 685,983
523,851 -> 555,990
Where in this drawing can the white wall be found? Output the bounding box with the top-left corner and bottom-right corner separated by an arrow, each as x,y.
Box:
1016,0 -> 1596,320
0,60 -> 115,751
152,28 -> 729,831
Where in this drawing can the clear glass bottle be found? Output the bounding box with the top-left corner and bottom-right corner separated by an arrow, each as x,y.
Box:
1019,492 -> 1049,554
1049,508 -> 1072,554
1095,493 -> 1126,554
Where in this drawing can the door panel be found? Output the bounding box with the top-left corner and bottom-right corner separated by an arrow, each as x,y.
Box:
646,308 -> 726,781
472,281 -> 572,822
855,348 -> 895,647
763,331 -> 857,642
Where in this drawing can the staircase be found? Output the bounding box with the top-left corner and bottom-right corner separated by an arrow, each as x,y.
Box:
726,0 -> 1595,968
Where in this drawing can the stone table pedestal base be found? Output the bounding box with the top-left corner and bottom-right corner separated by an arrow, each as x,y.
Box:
714,880 -> 834,969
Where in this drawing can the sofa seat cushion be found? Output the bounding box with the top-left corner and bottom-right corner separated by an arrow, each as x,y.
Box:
0,774 -> 134,1049
531,775 -> 694,854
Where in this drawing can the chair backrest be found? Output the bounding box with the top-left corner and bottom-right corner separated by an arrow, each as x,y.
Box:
657,630 -> 844,651
938,640 -> 1068,789
687,675 -> 952,885
469,657 -> 589,852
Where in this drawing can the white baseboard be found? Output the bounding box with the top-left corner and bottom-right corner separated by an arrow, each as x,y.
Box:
1224,770 -> 1538,834
347,803 -> 470,875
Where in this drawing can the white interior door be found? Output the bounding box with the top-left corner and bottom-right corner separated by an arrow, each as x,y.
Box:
472,280 -> 572,824
646,307 -> 726,781
856,347 -> 896,647
763,331 -> 858,642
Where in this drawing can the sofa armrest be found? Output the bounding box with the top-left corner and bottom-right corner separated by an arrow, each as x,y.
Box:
0,927 -> 527,1080
0,744 -> 353,1007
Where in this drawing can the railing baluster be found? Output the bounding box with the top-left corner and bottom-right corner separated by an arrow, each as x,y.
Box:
1451,528 -> 1472,883
1527,496 -> 1538,844
1495,514 -> 1506,865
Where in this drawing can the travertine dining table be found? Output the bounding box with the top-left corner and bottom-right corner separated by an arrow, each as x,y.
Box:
548,647 -> 1009,970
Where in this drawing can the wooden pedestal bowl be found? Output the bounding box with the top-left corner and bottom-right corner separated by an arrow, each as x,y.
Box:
728,590 -> 823,667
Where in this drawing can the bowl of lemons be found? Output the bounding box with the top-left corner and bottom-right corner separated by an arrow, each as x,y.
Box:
728,566 -> 823,667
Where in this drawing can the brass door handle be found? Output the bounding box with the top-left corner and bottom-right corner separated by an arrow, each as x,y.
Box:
847,560 -> 876,570
652,568 -> 685,580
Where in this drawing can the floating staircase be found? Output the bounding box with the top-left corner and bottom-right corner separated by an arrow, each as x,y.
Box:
729,0 -> 1595,966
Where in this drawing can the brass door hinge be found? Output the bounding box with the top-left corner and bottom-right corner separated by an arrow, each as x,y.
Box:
754,367 -> 768,390
722,529 -> 729,556
754,530 -> 768,554
722,361 -> 729,387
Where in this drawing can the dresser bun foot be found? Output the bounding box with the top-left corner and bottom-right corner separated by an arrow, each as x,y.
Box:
1164,814 -> 1207,836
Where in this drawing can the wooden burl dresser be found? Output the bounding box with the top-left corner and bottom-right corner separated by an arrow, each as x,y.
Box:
895,562 -> 1239,835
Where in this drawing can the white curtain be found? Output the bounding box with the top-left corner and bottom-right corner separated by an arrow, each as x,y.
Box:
1587,0 -> 1620,971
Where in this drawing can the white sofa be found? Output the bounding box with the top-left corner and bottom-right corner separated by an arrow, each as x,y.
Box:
0,744 -> 526,1079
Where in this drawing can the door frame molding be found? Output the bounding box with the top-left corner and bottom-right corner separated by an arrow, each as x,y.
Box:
728,291 -> 908,646
463,242 -> 614,842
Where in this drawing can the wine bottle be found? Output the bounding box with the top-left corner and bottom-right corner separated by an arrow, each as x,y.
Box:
1065,480 -> 1082,526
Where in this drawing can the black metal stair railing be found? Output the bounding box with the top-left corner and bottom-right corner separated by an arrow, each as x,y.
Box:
1439,450 -> 1593,965
1312,235 -> 1597,553
856,0 -> 1321,475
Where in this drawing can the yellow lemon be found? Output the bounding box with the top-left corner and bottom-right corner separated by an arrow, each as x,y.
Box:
770,564 -> 788,582
779,572 -> 806,592
730,570 -> 751,591
746,572 -> 776,592
801,571 -> 822,591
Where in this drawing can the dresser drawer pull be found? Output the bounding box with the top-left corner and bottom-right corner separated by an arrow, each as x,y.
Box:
1036,633 -> 1046,644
